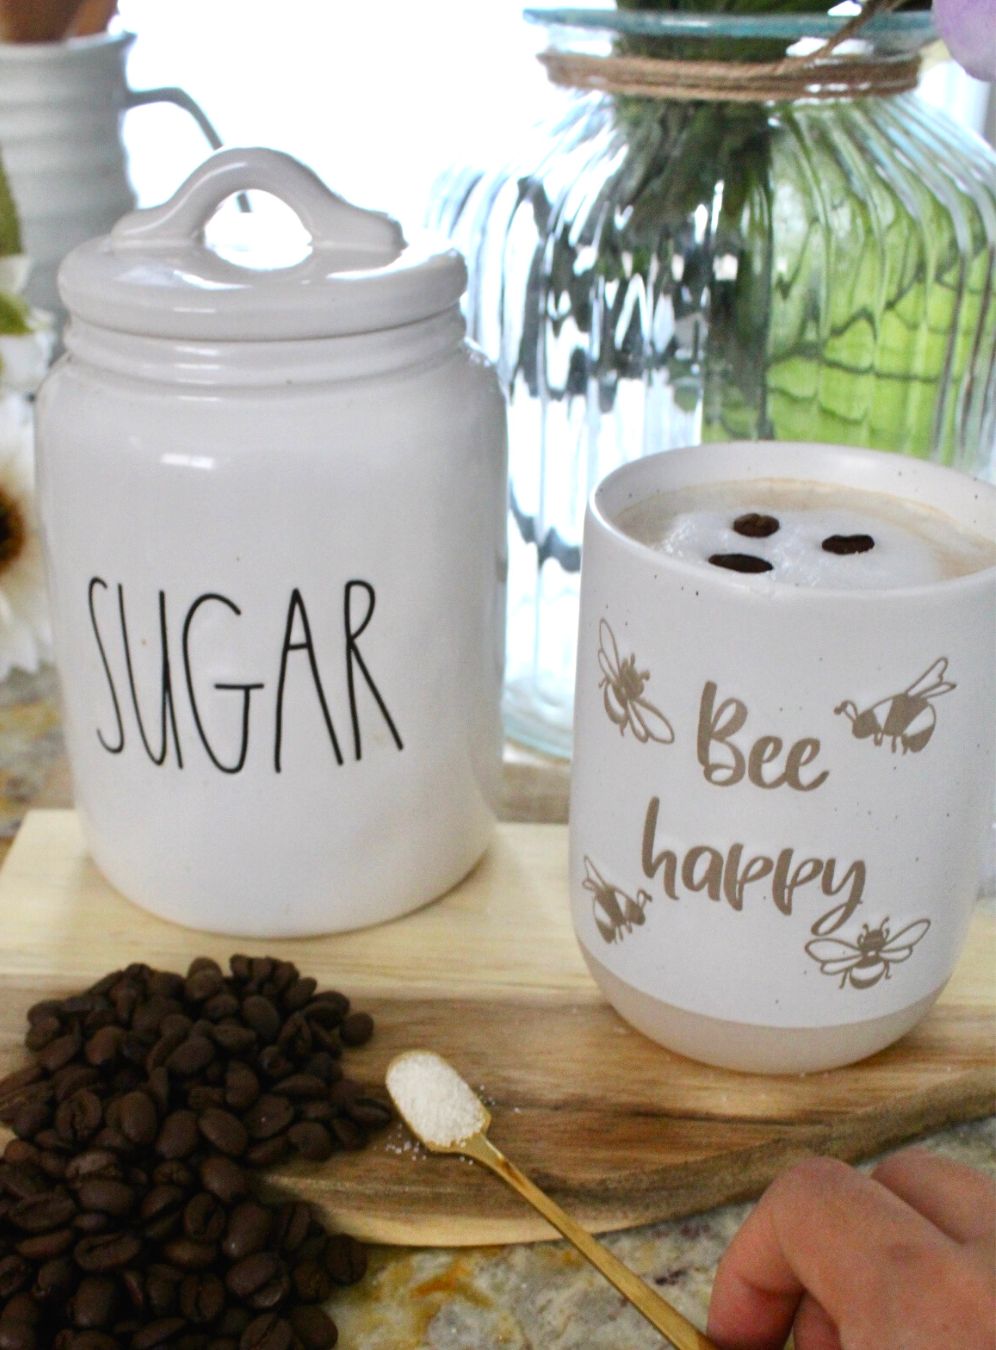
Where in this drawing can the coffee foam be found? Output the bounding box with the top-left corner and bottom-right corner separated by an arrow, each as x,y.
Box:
617,478 -> 996,590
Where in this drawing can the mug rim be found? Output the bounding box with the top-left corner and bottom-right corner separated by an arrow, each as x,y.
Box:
0,30 -> 134,58
589,441 -> 996,602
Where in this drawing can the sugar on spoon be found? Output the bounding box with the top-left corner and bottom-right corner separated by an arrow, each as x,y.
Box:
386,1049 -> 717,1350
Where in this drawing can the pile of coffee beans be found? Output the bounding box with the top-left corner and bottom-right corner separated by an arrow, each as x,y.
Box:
0,956 -> 390,1347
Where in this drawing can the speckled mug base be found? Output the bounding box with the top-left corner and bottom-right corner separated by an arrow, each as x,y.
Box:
583,946 -> 941,1075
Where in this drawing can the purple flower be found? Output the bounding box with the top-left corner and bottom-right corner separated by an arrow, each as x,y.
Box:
933,0 -> 996,81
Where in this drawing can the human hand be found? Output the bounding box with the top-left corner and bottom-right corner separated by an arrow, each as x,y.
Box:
707,1148 -> 995,1349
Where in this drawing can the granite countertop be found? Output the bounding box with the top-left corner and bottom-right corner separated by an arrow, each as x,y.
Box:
1,665 -> 992,1350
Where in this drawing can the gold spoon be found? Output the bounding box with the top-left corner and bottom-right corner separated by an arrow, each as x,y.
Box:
385,1049 -> 716,1350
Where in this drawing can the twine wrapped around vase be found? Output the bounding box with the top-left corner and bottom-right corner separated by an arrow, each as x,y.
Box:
539,0 -> 922,102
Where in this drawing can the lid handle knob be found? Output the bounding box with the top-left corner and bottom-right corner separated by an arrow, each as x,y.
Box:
111,147 -> 404,260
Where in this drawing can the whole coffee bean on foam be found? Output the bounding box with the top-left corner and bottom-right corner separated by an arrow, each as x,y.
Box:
0,956 -> 388,1345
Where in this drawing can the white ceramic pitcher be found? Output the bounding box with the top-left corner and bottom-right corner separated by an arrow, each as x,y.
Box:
0,32 -> 222,322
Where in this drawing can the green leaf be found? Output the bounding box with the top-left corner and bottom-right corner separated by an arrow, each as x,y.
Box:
0,292 -> 32,337
0,155 -> 22,259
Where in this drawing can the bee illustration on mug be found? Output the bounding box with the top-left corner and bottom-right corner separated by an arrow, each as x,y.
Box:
582,856 -> 653,945
805,917 -> 931,990
597,619 -> 675,745
834,657 -> 955,754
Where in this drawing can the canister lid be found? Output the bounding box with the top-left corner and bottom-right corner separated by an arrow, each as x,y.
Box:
58,148 -> 466,340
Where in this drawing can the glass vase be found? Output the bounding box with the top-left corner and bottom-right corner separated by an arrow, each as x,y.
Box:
431,8 -> 996,757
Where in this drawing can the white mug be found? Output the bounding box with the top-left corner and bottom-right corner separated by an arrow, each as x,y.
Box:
570,442 -> 996,1073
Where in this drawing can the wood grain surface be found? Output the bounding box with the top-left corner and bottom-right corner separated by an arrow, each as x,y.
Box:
0,810 -> 992,1246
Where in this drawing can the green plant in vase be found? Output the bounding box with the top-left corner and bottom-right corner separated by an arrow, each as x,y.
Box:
435,0 -> 994,754
539,0 -> 990,461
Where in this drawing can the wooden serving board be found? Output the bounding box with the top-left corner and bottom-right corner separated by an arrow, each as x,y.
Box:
0,810 -> 992,1247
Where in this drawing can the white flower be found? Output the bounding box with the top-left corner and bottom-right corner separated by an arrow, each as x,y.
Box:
0,324 -> 54,395
0,253 -> 55,395
0,256 -> 30,295
0,256 -> 54,395
0,394 -> 52,680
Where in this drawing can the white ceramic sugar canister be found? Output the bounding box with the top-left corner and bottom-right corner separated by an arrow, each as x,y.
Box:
36,148 -> 507,937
